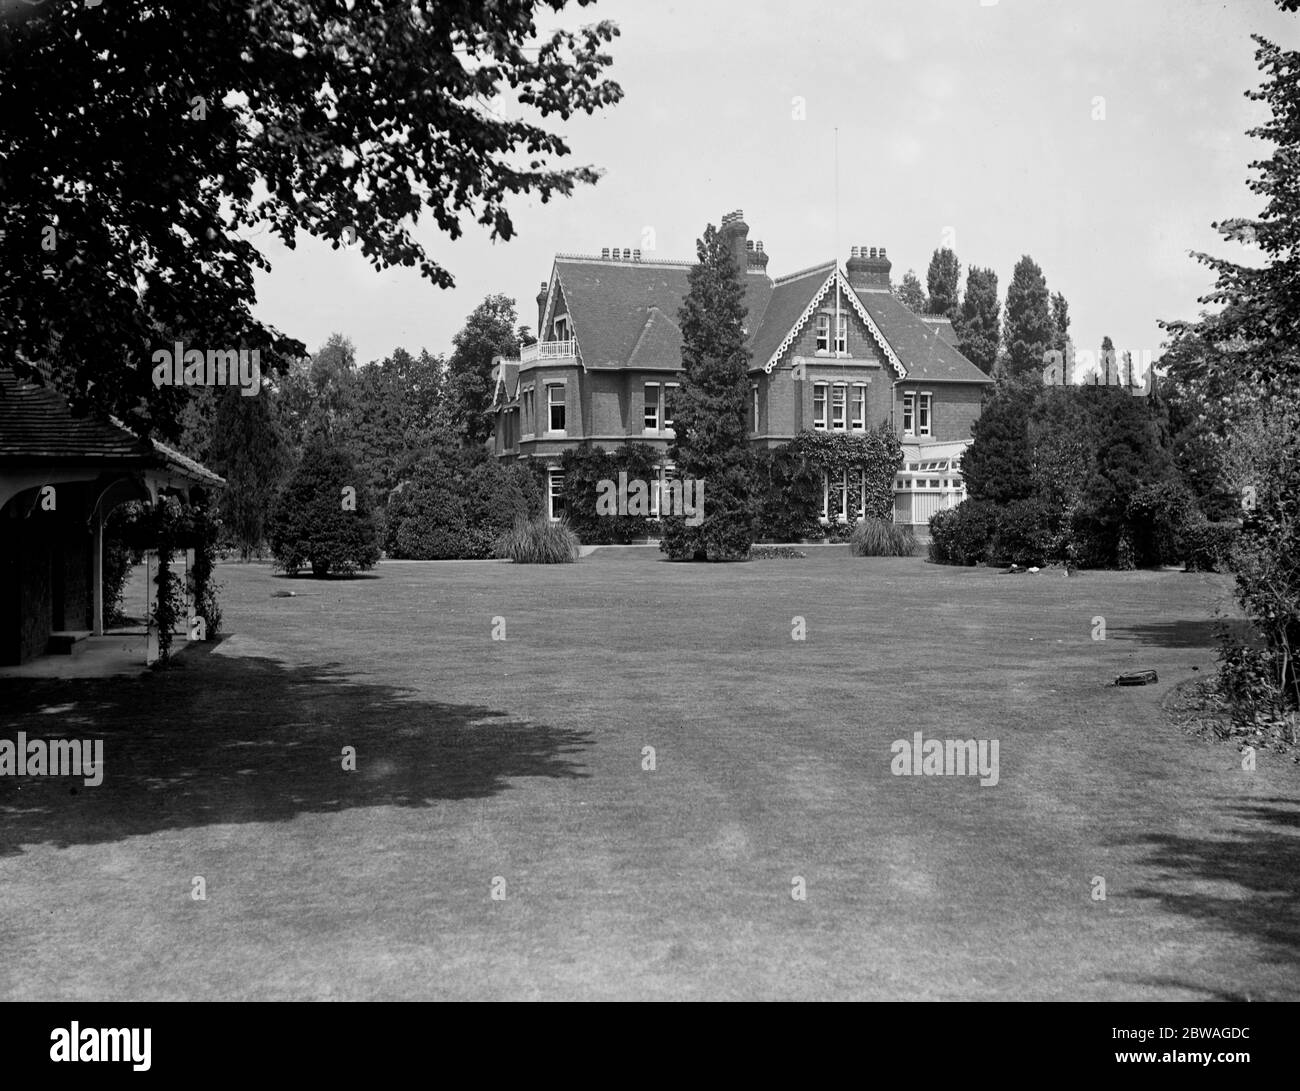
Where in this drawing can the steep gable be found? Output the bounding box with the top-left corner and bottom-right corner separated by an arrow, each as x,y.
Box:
543,255 -> 774,371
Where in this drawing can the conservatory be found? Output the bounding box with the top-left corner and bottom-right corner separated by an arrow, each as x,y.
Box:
893,442 -> 970,532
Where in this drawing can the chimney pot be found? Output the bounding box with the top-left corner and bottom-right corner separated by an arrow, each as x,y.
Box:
633,249 -> 641,261
623,248 -> 632,260
746,240 -> 754,251
851,246 -> 859,258
880,247 -> 887,258
756,241 -> 764,252
601,248 -> 609,259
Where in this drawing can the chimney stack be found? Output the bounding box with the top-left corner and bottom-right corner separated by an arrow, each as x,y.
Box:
845,243 -> 892,291
719,209 -> 750,280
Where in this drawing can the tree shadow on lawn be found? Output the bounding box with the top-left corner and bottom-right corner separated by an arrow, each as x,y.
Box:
1111,618 -> 1254,649
1114,798 -> 1300,980
0,639 -> 591,857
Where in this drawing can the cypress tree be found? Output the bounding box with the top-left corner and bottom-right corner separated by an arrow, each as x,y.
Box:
661,223 -> 755,561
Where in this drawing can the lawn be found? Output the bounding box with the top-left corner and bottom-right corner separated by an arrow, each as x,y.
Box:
1,549 -> 1298,1000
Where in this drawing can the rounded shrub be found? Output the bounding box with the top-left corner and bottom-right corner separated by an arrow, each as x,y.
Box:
928,501 -> 998,566
268,444 -> 381,577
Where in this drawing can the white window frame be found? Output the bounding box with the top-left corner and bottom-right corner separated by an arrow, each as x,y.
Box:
917,391 -> 932,437
851,384 -> 866,431
752,382 -> 759,432
644,381 -> 660,432
521,384 -> 535,437
816,314 -> 830,353
548,469 -> 565,521
813,382 -> 828,430
547,382 -> 567,434
902,391 -> 915,437
831,384 -> 847,431
663,381 -> 678,431
820,469 -> 848,523
836,314 -> 848,356
553,314 -> 569,341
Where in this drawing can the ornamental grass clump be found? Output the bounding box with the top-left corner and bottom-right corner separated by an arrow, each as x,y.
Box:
494,517 -> 581,564
850,517 -> 916,557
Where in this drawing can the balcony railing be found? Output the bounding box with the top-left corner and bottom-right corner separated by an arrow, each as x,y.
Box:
521,339 -> 577,363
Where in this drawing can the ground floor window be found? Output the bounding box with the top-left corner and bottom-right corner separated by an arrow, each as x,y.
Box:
548,469 -> 566,521
821,469 -> 849,522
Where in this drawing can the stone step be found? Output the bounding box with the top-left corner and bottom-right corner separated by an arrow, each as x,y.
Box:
46,630 -> 92,656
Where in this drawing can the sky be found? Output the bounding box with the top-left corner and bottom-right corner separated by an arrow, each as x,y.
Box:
248,0 -> 1299,369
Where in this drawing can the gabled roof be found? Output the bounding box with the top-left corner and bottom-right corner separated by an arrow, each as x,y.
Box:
754,266 -> 909,379
551,258 -> 692,370
855,291 -> 992,384
543,255 -> 773,371
748,262 -> 837,373
0,369 -> 225,486
521,249 -> 990,386
490,359 -> 520,405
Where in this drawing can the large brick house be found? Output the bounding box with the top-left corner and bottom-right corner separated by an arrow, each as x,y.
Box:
489,210 -> 992,531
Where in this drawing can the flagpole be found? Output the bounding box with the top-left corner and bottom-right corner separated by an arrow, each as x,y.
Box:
834,126 -> 840,359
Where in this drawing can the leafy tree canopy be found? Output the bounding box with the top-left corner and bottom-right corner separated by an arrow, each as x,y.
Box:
0,0 -> 621,435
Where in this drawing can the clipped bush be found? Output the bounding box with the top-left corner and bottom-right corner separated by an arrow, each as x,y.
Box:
987,497 -> 1054,568
386,449 -> 531,559
494,517 -> 581,564
850,517 -> 916,557
928,501 -> 998,565
268,444 -> 381,576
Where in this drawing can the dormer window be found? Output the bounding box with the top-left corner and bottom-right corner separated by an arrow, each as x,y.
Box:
553,315 -> 570,341
816,314 -> 830,353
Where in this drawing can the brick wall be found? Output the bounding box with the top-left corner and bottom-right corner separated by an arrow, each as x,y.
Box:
895,382 -> 984,443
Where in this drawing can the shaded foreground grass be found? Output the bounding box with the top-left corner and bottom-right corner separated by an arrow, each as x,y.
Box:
1,553 -> 1298,1000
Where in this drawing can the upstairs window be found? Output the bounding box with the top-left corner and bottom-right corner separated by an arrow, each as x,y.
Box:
813,383 -> 827,430
816,314 -> 830,353
548,384 -> 566,433
831,384 -> 846,431
836,314 -> 848,355
752,383 -> 760,432
644,382 -> 660,431
917,392 -> 932,437
851,384 -> 866,430
664,382 -> 679,430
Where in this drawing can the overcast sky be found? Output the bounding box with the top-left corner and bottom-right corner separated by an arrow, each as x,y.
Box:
248,0 -> 1298,369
